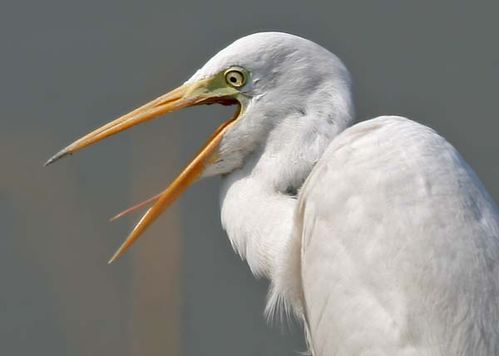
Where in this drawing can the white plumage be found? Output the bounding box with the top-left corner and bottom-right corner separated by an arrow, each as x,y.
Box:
210,33 -> 499,355
48,32 -> 499,355
299,117 -> 499,355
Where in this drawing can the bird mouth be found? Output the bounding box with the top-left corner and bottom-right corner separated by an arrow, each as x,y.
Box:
198,96 -> 240,106
45,77 -> 243,263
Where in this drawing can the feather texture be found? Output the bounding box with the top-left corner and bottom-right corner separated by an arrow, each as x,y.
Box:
299,116 -> 499,355
187,32 -> 499,355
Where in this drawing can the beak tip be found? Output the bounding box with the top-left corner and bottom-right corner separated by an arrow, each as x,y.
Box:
44,149 -> 70,167
108,249 -> 123,264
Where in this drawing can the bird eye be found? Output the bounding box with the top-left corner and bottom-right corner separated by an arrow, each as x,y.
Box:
224,68 -> 246,88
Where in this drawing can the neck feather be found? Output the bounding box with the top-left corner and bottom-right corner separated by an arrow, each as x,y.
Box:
219,152 -> 297,278
219,107 -> 350,278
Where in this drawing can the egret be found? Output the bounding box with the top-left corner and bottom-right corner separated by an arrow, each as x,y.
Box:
46,32 -> 499,355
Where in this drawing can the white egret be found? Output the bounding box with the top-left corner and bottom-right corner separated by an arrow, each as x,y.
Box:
46,32 -> 499,355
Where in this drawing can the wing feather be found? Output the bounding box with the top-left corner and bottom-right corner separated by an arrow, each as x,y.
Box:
299,116 -> 499,356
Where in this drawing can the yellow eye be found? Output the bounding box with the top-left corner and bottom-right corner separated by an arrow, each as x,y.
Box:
224,68 -> 246,88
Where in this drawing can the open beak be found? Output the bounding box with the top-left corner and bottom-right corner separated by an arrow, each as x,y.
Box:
45,78 -> 240,263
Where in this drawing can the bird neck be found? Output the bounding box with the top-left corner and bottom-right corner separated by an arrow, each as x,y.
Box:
219,151 -> 298,279
219,108 -> 351,279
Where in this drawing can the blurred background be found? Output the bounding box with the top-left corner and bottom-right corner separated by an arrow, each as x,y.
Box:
1,0 -> 498,355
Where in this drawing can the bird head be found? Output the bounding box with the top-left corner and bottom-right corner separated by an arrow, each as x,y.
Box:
45,32 -> 352,262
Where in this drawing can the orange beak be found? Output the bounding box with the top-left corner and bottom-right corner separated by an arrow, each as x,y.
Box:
45,78 -> 240,263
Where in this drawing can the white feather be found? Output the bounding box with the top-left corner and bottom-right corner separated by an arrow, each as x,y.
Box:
300,116 -> 499,355
190,32 -> 499,355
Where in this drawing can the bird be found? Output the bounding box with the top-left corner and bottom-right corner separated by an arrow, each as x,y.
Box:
46,32 -> 499,355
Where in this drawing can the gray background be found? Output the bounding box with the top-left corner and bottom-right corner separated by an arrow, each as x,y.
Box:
1,0 -> 498,355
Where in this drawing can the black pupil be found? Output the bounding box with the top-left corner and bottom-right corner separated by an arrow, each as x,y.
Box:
230,75 -> 237,83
